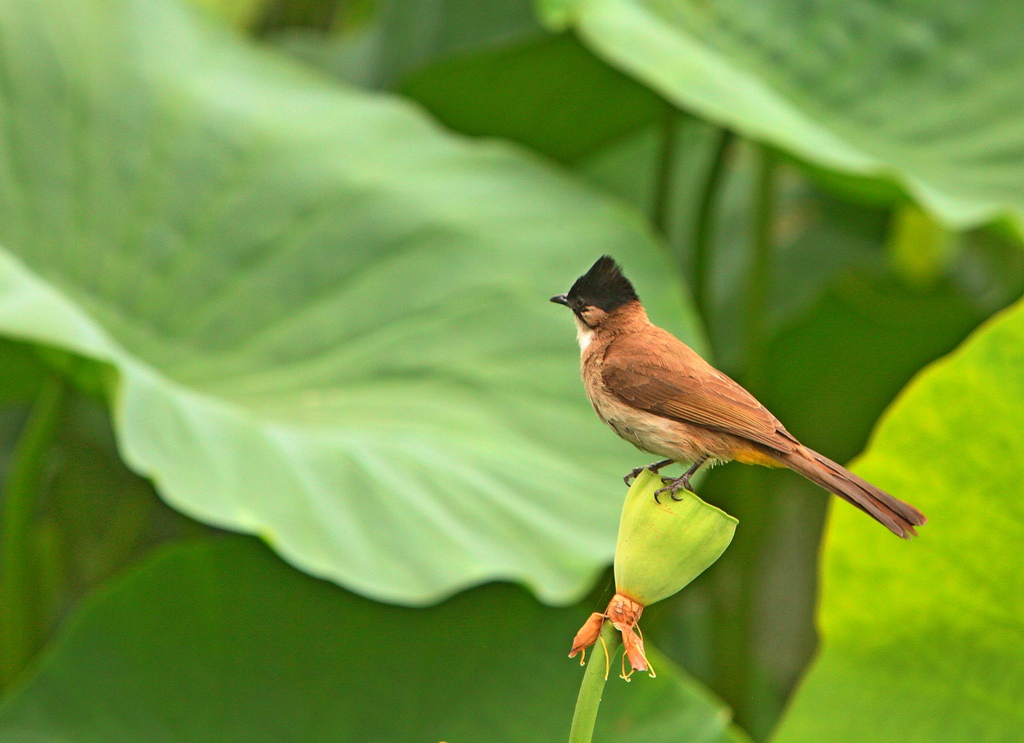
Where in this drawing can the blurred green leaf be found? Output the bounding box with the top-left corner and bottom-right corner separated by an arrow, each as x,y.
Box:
886,203 -> 955,288
0,341 -> 45,407
186,0 -> 267,27
34,395 -> 206,623
0,537 -> 744,743
372,0 -> 541,86
254,0 -> 350,35
1,383 -> 205,668
539,0 -> 1024,237
0,0 -> 702,605
401,33 -> 662,163
762,272 -> 984,464
274,0 -> 542,89
950,226 -> 1024,316
772,297 -> 1024,742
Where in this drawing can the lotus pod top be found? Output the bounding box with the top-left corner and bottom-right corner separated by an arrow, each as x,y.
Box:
614,468 -> 737,606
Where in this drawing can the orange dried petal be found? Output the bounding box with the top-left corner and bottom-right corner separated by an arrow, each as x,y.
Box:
568,612 -> 606,659
620,627 -> 649,674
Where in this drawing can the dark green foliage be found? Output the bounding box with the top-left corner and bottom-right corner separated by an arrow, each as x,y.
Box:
1,0 -> 1024,740
0,538 -> 742,743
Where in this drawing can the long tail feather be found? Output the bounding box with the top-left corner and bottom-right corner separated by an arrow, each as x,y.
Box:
778,446 -> 926,538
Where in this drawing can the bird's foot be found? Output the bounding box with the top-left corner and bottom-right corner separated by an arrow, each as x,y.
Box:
653,474 -> 696,503
652,456 -> 708,503
623,458 -> 674,486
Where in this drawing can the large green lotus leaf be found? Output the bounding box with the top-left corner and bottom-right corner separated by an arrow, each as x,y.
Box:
0,0 -> 701,604
0,537 -> 745,743
771,298 -> 1024,741
539,0 -> 1024,236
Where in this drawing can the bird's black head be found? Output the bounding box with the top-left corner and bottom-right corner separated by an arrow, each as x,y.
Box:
550,256 -> 639,316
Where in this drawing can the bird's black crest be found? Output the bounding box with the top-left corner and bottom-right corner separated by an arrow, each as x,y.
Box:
567,256 -> 639,312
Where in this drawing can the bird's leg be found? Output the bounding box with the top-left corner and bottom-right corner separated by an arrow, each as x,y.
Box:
623,458 -> 675,486
654,456 -> 708,503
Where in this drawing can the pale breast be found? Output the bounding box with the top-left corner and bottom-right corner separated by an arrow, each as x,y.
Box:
581,340 -> 740,463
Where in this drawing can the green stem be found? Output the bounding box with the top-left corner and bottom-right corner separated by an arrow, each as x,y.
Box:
691,129 -> 735,331
569,623 -> 622,743
743,146 -> 776,397
651,103 -> 678,238
1,373 -> 68,690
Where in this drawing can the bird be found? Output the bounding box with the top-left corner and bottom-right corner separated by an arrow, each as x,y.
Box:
551,256 -> 926,538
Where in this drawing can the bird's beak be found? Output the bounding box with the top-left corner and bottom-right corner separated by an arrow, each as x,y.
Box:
550,294 -> 570,307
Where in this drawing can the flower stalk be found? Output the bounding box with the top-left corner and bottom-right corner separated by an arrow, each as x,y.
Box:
566,466 -> 738,741
568,622 -> 621,743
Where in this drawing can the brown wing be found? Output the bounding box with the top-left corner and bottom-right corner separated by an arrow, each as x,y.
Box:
602,327 -> 798,453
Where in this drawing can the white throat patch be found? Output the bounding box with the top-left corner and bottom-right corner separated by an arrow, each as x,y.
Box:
574,316 -> 594,352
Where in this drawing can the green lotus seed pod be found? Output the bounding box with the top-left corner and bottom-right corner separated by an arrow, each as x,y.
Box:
614,468 -> 738,607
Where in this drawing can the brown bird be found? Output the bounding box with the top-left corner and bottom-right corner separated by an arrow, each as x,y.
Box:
551,256 -> 926,538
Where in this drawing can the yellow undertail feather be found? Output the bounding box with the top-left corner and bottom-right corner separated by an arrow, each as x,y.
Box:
732,445 -> 785,468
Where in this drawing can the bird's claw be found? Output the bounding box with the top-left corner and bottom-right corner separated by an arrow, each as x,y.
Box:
623,466 -> 646,486
624,458 -> 675,487
654,475 -> 696,503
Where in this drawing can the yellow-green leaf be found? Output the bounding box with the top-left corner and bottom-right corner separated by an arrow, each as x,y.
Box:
773,298 -> 1024,742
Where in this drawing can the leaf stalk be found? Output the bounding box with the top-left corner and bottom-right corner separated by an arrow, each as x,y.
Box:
691,129 -> 735,330
651,102 -> 679,238
0,373 -> 67,690
743,146 -> 776,396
